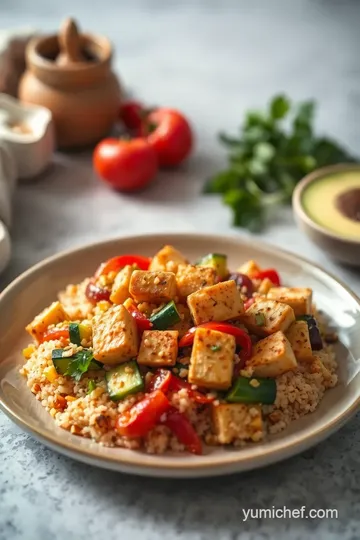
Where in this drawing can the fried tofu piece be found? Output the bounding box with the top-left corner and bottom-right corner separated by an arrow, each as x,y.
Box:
267,287 -> 312,316
92,305 -> 138,364
240,299 -> 295,337
129,270 -> 177,303
187,280 -> 244,325
258,278 -> 273,295
110,265 -> 135,305
285,321 -> 313,362
26,301 -> 69,342
137,330 -> 178,367
212,403 -> 263,443
188,328 -> 235,390
246,331 -> 297,377
149,245 -> 188,273
237,260 -> 261,277
176,264 -> 216,299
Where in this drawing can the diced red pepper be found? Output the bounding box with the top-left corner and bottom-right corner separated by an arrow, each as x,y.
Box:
244,297 -> 256,311
178,322 -> 252,360
85,280 -> 111,304
41,328 -> 69,343
169,374 -> 214,404
161,406 -> 202,455
147,369 -> 172,393
95,255 -> 151,277
116,390 -> 170,438
252,268 -> 281,287
126,302 -> 153,332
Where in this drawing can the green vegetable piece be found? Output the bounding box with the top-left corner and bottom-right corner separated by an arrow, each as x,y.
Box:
226,376 -> 276,405
69,323 -> 81,346
52,357 -> 71,375
87,380 -> 96,394
196,253 -> 228,279
105,360 -> 144,401
270,95 -> 290,120
51,348 -> 101,381
150,301 -> 181,330
211,344 -> 221,352
255,313 -> 266,326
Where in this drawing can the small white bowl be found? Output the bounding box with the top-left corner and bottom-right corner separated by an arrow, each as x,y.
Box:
0,93 -> 55,180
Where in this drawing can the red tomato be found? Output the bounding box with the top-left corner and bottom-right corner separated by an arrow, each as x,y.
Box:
41,328 -> 69,343
95,255 -> 151,277
253,268 -> 281,286
143,108 -> 193,166
162,407 -> 202,455
120,101 -> 144,130
85,280 -> 111,304
147,369 -> 172,393
178,322 -> 252,360
116,390 -> 170,438
126,302 -> 153,332
244,297 -> 256,311
168,375 -> 214,404
93,138 -> 158,192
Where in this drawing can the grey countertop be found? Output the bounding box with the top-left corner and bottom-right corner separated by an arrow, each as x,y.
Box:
0,1 -> 360,539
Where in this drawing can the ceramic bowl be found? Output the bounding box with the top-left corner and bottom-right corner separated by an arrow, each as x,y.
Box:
0,233 -> 359,478
292,164 -> 360,267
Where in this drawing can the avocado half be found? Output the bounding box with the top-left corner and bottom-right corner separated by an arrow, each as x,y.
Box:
302,169 -> 360,240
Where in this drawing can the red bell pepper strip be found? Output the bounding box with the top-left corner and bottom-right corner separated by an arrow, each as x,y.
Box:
95,255 -> 151,277
85,280 -> 111,304
116,390 -> 170,438
168,374 -> 214,404
126,302 -> 153,332
161,406 -> 202,455
41,328 -> 69,343
178,322 -> 252,360
252,268 -> 281,286
147,369 -> 172,393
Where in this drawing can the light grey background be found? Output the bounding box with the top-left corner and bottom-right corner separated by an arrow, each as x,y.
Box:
0,1 -> 359,539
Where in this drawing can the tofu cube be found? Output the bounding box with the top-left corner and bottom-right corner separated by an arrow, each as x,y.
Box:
267,287 -> 312,316
188,328 -> 235,390
246,331 -> 297,378
149,245 -> 188,273
176,264 -> 216,299
92,305 -> 138,364
26,301 -> 69,342
241,299 -> 295,337
285,321 -> 313,362
258,278 -> 273,295
237,260 -> 261,277
129,270 -> 177,303
137,330 -> 178,367
187,280 -> 244,325
212,403 -> 263,443
110,265 -> 135,305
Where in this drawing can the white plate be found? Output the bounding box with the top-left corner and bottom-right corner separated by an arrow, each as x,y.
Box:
0,233 -> 359,477
0,220 -> 11,275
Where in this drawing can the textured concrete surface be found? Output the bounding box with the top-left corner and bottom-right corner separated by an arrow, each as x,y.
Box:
0,1 -> 359,539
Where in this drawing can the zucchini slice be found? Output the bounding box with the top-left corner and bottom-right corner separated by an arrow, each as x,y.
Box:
196,253 -> 228,279
51,349 -> 102,376
150,300 -> 181,330
69,323 -> 81,346
105,360 -> 144,401
226,376 -> 276,405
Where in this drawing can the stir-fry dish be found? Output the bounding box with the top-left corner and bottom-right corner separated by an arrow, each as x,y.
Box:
21,246 -> 338,455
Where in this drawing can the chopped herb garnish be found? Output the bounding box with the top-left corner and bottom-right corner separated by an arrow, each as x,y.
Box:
211,344 -> 222,352
87,380 -> 96,394
64,349 -> 95,382
255,313 -> 266,326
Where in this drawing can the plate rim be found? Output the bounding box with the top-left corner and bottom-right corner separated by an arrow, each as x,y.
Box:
1,231 -> 360,476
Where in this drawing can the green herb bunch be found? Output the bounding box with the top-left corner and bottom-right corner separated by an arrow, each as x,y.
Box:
204,95 -> 355,231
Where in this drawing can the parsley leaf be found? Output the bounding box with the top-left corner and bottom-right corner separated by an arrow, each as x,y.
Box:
64,350 -> 95,382
255,313 -> 266,326
211,344 -> 222,352
204,94 -> 356,231
87,379 -> 96,394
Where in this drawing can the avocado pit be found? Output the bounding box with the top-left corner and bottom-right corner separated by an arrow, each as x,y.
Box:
336,188 -> 360,222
